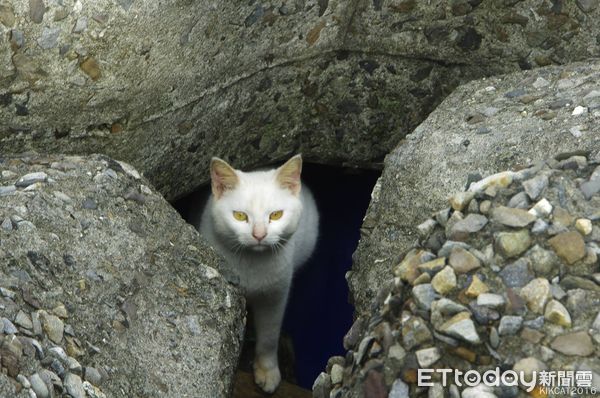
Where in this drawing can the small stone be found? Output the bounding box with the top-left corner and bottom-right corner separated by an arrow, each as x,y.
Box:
2,317 -> 18,334
548,98 -> 570,109
52,304 -> 68,318
448,214 -> 488,241
508,191 -> 530,209
83,381 -> 107,398
489,327 -> 499,348
402,316 -> 433,350
544,299 -> 571,327
413,273 -> 431,285
1,217 -> 12,231
462,385 -> 496,398
449,385 -> 460,398
522,175 -> 548,200
577,0 -> 598,12
427,383 -> 443,398
468,171 -> 513,193
575,218 -> 593,235
15,310 -> 33,330
417,219 -> 437,238
499,257 -> 533,288
29,373 -> 49,398
41,313 -> 64,344
532,77 -> 550,88
548,231 -> 586,264
15,172 -> 47,187
412,284 -> 438,311
416,347 -> 440,367
72,17 -> 87,33
550,283 -> 567,300
448,247 -> 481,274
531,219 -> 549,234
540,347 -> 555,362
520,278 -> 552,314
551,331 -> 595,356
572,105 -> 587,115
498,315 -> 523,335
80,57 -> 101,80
552,207 -> 575,227
330,364 -> 343,385
0,4 -> 15,27
569,126 -> 583,138
513,357 -> 546,381
477,293 -> 505,309
529,198 -> 553,217
479,200 -> 491,214
491,206 -> 537,227
581,178 -> 600,200
364,370 -> 386,398
495,229 -> 532,258
389,378 -> 409,398
64,373 -> 86,398
469,303 -> 499,325
82,197 -> 97,210
465,275 -> 489,297
438,312 -> 480,344
312,372 -> 331,398
0,287 -> 16,298
592,312 -> 600,331
505,88 -> 526,98
0,185 -> 16,196
449,191 -> 475,211
17,374 -> 30,389
431,266 -> 457,295
29,0 -> 46,23
526,245 -> 560,277
37,27 -> 60,49
31,311 -> 43,336
520,327 -> 544,343
418,257 -> 446,274
84,367 -> 103,386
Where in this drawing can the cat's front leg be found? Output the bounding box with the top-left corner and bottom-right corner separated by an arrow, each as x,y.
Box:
249,287 -> 289,393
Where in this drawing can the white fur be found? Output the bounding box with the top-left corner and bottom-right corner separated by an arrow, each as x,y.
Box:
196,161 -> 318,393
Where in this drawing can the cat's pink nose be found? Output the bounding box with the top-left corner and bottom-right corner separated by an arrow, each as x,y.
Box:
252,227 -> 267,242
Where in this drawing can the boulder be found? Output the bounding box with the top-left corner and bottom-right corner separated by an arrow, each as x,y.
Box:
1,1 -> 600,199
0,153 -> 244,397
320,152 -> 600,397
349,60 -> 600,315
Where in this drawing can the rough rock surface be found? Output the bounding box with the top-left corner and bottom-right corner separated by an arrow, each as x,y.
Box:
350,60 -> 600,316
0,153 -> 244,397
315,154 -> 600,397
1,1 -> 600,200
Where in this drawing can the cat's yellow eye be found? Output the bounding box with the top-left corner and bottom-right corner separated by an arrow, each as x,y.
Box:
233,211 -> 248,222
269,210 -> 283,221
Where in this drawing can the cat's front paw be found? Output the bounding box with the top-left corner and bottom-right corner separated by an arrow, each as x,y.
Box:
253,361 -> 281,393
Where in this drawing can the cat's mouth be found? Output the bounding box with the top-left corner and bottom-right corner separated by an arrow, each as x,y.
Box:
248,241 -> 272,251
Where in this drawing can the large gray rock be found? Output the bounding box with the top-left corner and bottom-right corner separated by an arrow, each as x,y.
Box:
0,153 -> 244,397
349,60 -> 600,316
320,152 -> 600,398
1,1 -> 600,200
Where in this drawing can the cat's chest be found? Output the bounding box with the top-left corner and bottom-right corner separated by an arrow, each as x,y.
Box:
226,252 -> 293,295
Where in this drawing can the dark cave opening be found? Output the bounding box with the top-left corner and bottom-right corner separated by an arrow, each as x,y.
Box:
173,163 -> 380,390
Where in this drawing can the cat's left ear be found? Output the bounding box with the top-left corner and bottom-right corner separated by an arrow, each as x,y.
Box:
277,154 -> 302,196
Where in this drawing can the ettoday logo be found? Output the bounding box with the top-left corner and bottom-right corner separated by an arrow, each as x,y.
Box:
418,368 -> 598,395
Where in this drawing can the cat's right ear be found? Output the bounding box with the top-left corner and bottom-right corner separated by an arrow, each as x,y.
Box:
210,157 -> 239,199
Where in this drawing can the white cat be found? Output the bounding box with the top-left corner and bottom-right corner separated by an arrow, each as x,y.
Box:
197,154 -> 319,393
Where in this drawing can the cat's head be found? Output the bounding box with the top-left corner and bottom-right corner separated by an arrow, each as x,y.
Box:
209,155 -> 304,252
